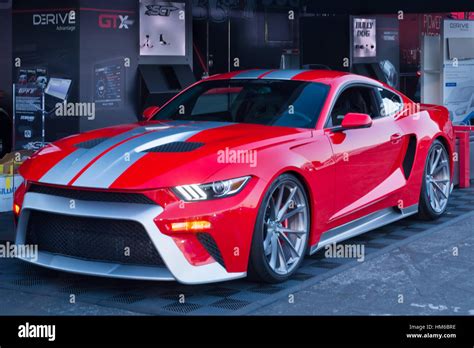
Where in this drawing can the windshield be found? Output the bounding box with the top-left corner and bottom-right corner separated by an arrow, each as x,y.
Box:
153,79 -> 330,129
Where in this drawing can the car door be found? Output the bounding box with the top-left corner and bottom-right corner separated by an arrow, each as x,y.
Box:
324,84 -> 406,223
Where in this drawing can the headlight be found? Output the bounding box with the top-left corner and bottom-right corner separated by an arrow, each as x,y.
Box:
173,176 -> 251,201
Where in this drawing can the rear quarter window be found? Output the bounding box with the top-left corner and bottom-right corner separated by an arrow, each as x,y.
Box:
378,88 -> 403,117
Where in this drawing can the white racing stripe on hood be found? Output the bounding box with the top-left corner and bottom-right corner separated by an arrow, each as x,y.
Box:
39,126 -> 152,185
71,121 -> 230,188
72,130 -> 197,188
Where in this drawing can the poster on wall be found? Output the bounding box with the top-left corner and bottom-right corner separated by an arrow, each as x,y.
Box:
139,0 -> 186,56
353,18 -> 376,58
442,20 -> 474,125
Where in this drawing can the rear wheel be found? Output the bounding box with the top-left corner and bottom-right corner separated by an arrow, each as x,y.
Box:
418,140 -> 451,220
248,174 -> 310,283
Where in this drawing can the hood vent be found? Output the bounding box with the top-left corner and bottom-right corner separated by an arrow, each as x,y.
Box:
142,141 -> 204,153
76,137 -> 109,149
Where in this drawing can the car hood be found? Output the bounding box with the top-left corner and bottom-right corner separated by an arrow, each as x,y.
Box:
20,120 -> 312,190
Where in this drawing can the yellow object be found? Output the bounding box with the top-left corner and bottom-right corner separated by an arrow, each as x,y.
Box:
171,220 -> 212,232
0,163 -> 14,175
14,203 -> 21,215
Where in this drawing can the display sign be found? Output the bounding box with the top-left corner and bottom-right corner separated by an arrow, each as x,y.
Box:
139,0 -> 186,56
13,68 -> 46,151
353,18 -> 376,58
93,58 -> 125,109
442,20 -> 474,125
12,2 -> 80,146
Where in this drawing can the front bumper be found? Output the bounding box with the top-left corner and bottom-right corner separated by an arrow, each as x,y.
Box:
15,192 -> 247,284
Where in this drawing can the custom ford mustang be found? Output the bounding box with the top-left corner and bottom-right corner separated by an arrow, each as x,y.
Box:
13,69 -> 454,284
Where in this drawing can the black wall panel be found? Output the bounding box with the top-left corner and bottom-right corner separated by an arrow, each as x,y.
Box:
79,0 -> 139,131
0,3 -> 12,116
300,14 -> 350,71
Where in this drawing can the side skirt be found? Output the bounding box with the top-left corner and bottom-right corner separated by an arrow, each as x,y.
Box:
309,204 -> 419,255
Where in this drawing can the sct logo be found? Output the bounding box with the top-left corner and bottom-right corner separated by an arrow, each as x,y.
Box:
145,5 -> 178,16
32,10 -> 76,26
98,14 -> 134,29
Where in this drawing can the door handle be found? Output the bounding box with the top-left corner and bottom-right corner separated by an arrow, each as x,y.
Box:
390,133 -> 403,144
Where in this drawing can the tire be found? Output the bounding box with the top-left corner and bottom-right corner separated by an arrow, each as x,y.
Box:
418,139 -> 451,220
248,173 -> 310,283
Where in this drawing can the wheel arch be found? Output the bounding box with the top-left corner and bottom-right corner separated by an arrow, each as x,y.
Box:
432,134 -> 454,177
277,169 -> 315,251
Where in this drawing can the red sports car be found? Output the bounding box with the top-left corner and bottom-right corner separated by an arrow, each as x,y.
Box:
14,69 -> 454,284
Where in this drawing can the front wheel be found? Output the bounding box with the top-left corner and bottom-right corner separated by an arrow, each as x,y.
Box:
248,174 -> 310,283
418,139 -> 451,220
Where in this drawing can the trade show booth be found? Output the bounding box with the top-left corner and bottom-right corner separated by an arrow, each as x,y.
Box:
2,0 -> 474,328
0,0 -> 472,212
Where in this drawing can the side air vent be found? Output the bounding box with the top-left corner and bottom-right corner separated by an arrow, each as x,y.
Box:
76,137 -> 109,149
142,141 -> 204,153
402,136 -> 417,179
197,233 -> 226,269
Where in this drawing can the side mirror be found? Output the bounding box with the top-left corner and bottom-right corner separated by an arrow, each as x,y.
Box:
142,106 -> 160,121
340,112 -> 372,130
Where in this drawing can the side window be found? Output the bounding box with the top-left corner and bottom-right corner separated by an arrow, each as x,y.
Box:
378,88 -> 403,117
329,86 -> 379,127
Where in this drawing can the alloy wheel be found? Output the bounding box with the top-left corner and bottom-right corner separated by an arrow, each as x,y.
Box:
425,144 -> 450,213
262,181 -> 309,275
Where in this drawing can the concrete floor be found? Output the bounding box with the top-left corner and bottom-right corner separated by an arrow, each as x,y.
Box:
254,212 -> 474,315
0,189 -> 473,315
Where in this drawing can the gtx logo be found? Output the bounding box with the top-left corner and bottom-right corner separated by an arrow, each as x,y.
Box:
98,14 -> 134,29
32,11 -> 76,26
144,4 -> 178,16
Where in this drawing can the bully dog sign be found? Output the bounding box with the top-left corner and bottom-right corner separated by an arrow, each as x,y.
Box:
353,18 -> 377,58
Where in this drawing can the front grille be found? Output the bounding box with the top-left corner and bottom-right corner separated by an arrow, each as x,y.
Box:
197,233 -> 225,268
25,211 -> 164,266
29,184 -> 157,205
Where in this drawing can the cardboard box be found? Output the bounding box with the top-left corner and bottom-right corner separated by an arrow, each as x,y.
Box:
0,174 -> 24,212
0,152 -> 15,175
0,150 -> 34,175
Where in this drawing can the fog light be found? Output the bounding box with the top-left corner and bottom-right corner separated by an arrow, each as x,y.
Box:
13,204 -> 21,216
170,220 -> 211,232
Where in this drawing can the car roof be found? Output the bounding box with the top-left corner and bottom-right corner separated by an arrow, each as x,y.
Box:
206,69 -> 383,88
